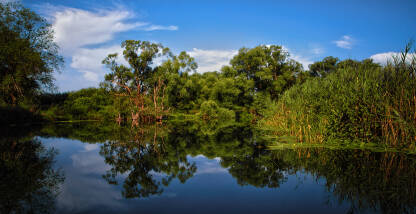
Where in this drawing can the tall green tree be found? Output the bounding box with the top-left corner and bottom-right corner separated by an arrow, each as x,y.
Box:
102,40 -> 170,94
0,3 -> 63,105
228,45 -> 302,100
102,40 -> 170,120
102,40 -> 197,120
157,51 -> 198,111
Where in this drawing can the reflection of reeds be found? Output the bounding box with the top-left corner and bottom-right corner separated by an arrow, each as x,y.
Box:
273,147 -> 416,213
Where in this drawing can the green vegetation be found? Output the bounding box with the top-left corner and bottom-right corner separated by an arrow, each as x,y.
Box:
28,40 -> 302,125
1,2 -> 415,151
0,2 -> 63,106
263,44 -> 416,150
97,42 -> 302,124
38,88 -> 114,121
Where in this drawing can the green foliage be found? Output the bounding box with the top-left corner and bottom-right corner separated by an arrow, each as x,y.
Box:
38,88 -> 115,121
199,100 -> 235,121
64,88 -> 115,120
0,2 -> 63,105
308,56 -> 338,77
229,45 -> 302,100
159,44 -> 304,122
102,40 -> 197,122
102,40 -> 170,92
265,50 -> 416,149
165,72 -> 202,111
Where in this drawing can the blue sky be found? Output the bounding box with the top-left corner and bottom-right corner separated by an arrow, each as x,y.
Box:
18,0 -> 416,91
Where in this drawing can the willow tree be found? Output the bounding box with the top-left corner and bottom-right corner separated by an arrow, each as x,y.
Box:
0,3 -> 63,105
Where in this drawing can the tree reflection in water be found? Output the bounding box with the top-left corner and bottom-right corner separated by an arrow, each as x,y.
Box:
36,120 -> 416,213
96,120 -> 296,197
100,124 -> 197,198
0,128 -> 64,214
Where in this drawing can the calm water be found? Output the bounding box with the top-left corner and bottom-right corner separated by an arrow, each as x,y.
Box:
1,121 -> 416,214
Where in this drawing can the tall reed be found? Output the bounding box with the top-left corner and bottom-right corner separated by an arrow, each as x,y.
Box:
264,44 -> 416,149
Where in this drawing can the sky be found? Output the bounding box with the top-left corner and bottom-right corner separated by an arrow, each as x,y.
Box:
15,0 -> 416,91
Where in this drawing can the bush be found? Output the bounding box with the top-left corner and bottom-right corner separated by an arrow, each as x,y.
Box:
199,100 -> 235,121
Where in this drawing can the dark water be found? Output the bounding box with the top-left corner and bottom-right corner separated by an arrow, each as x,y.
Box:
1,121 -> 416,214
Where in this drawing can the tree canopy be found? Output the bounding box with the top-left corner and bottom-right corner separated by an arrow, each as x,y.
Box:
227,45 -> 302,100
102,40 -> 197,122
0,2 -> 63,105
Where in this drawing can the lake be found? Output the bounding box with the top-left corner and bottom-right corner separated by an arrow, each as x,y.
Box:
1,121 -> 415,214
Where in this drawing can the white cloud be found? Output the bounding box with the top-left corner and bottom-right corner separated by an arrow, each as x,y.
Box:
83,143 -> 100,151
282,46 -> 313,70
143,25 -> 178,31
52,8 -> 144,55
370,51 -> 416,65
70,45 -> 126,82
50,7 -> 178,55
71,151 -> 109,174
188,155 -> 228,175
57,150 -> 122,212
290,53 -> 313,70
43,6 -> 178,90
188,48 -> 238,73
333,35 -> 354,49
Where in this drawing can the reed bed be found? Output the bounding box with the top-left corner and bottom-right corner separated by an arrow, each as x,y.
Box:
264,45 -> 416,150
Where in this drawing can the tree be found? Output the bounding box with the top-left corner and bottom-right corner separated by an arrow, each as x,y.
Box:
228,45 -> 302,100
102,40 -> 197,122
0,3 -> 63,105
308,56 -> 338,77
102,40 -> 169,122
157,51 -> 198,111
308,57 -> 380,77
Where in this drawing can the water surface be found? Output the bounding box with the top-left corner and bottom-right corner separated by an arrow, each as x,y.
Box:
1,121 -> 415,213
